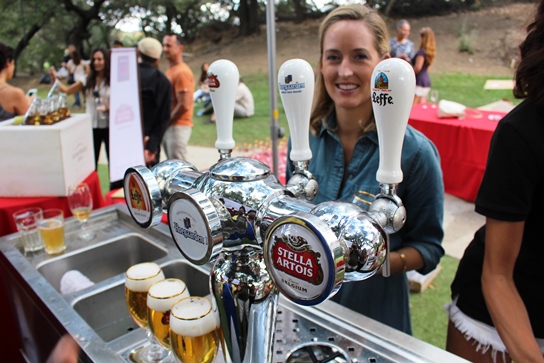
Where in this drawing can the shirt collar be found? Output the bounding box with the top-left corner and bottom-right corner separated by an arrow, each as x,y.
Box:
317,111 -> 379,144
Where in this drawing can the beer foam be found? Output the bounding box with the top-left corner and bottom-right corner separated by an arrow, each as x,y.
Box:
170,297 -> 217,337
147,278 -> 189,312
125,263 -> 164,292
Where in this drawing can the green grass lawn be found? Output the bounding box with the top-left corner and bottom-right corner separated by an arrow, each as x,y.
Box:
411,256 -> 460,349
99,71 -> 506,351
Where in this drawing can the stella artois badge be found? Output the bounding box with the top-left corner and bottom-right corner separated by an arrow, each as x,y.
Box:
264,213 -> 345,306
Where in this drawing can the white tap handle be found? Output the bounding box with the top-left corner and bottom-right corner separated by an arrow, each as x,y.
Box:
278,59 -> 314,162
370,58 -> 415,184
207,60 -> 239,151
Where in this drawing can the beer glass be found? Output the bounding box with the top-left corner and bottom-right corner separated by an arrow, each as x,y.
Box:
352,190 -> 375,211
169,296 -> 220,363
125,262 -> 165,362
38,208 -> 65,255
429,89 -> 439,108
147,278 -> 190,355
67,183 -> 95,241
13,207 -> 44,253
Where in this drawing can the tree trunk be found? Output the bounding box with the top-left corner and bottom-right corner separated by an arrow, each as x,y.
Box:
383,0 -> 397,17
237,0 -> 259,36
293,0 -> 306,23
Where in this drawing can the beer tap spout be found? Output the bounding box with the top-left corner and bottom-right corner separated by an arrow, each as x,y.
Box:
369,183 -> 406,235
286,160 -> 319,201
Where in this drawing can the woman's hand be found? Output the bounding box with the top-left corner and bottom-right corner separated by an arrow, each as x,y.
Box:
49,66 -> 57,79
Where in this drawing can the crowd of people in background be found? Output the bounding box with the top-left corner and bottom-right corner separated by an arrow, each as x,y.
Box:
389,19 -> 436,104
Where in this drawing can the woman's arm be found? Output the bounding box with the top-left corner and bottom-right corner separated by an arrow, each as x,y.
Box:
413,54 -> 425,74
50,67 -> 83,94
11,87 -> 31,116
482,218 -> 544,362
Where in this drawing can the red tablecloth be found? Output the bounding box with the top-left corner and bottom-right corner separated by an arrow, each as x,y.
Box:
409,104 -> 506,202
0,171 -> 105,237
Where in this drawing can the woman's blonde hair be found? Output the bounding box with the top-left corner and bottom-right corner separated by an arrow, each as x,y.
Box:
419,27 -> 436,66
310,4 -> 390,135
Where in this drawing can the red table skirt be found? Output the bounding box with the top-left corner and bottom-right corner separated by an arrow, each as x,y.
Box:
0,171 -> 105,237
409,104 -> 506,202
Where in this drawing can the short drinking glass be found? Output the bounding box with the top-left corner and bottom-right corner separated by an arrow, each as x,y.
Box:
13,207 -> 44,253
38,208 -> 65,255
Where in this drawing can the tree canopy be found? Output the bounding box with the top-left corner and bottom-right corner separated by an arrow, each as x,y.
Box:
0,0 -> 526,74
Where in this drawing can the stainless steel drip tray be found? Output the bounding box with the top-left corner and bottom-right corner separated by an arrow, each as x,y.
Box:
275,298 -> 467,363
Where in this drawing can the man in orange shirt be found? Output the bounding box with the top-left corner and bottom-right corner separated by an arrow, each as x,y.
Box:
161,33 -> 195,161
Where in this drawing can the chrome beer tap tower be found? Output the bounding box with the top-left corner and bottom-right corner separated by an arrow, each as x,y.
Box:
123,58 -> 415,363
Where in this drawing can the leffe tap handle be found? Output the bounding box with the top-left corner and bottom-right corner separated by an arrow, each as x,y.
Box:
278,59 -> 314,162
207,60 -> 239,155
370,58 -> 415,184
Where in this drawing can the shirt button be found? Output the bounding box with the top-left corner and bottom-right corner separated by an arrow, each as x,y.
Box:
349,174 -> 354,179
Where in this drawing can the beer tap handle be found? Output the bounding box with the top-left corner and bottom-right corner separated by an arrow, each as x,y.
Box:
278,58 -> 314,162
207,60 -> 239,160
370,58 -> 415,186
370,58 -> 415,276
279,59 -> 318,200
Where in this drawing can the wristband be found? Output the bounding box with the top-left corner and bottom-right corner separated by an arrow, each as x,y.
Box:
398,252 -> 408,273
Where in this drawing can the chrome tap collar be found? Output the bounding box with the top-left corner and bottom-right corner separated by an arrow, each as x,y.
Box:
310,201 -> 388,282
210,157 -> 270,182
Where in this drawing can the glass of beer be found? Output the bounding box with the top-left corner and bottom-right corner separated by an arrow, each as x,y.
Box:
38,208 -> 65,255
67,183 -> 95,241
169,296 -> 220,363
147,278 -> 190,355
125,262 -> 165,363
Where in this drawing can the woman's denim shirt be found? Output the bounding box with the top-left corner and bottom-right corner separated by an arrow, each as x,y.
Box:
286,114 -> 445,334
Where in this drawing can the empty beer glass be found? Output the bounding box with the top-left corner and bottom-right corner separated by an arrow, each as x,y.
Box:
13,207 -> 44,252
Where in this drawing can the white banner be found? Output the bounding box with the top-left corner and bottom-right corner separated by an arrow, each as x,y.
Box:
109,48 -> 144,183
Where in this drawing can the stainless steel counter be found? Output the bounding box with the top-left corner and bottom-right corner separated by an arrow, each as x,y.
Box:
0,204 -> 468,362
